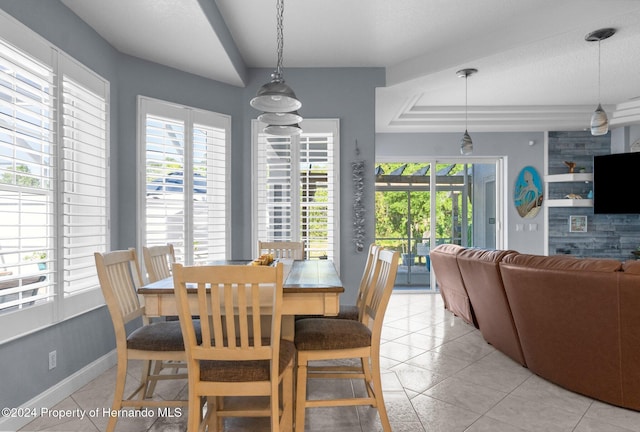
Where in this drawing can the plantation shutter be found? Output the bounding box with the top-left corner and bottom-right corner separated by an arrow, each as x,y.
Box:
255,134 -> 295,243
300,132 -> 335,259
0,38 -> 55,311
140,97 -> 229,265
60,55 -> 108,300
253,119 -> 340,263
192,120 -> 227,263
144,113 -> 187,259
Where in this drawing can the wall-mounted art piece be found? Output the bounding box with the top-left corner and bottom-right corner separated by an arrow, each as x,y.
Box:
569,215 -> 588,233
514,166 -> 543,218
352,160 -> 365,252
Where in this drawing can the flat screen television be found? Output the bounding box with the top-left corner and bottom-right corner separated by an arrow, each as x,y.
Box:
593,152 -> 640,214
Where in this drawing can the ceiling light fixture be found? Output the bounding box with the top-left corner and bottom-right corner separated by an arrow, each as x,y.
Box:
457,68 -> 477,155
585,28 -> 615,136
250,0 -> 302,135
264,123 -> 302,136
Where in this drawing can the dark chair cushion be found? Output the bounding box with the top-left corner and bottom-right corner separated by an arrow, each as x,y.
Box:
127,320 -> 201,351
294,318 -> 371,351
199,339 -> 295,382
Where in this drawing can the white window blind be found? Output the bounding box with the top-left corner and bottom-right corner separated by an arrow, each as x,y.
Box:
139,97 -> 229,265
0,38 -> 55,313
61,73 -> 108,297
255,135 -> 295,241
193,122 -> 227,262
300,133 -> 335,259
0,12 -> 110,340
253,119 -> 340,264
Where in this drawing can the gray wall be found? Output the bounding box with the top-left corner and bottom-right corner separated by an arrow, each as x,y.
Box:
376,131 -> 546,254
0,0 -> 384,411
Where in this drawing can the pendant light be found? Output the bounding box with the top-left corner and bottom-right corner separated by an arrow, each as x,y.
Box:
585,28 -> 615,136
250,0 -> 302,136
264,124 -> 302,136
457,68 -> 477,155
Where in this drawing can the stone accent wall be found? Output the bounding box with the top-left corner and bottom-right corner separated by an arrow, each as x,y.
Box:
547,131 -> 640,260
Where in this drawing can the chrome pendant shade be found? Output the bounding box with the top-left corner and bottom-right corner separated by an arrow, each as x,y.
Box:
257,109 -> 303,126
585,28 -> 615,136
457,68 -> 477,155
250,0 -> 302,136
250,72 -> 301,113
264,123 -> 302,136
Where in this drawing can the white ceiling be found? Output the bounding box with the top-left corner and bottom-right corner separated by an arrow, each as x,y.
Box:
61,0 -> 640,133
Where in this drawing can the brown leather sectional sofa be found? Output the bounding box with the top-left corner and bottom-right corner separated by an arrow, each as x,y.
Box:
430,244 -> 640,411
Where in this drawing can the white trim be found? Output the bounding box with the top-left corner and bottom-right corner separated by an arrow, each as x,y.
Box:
0,350 -> 117,431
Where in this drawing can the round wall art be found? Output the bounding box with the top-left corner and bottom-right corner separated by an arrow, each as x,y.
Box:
514,166 -> 543,218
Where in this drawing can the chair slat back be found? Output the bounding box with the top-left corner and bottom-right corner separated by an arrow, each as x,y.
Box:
362,249 -> 400,333
143,244 -> 175,283
173,263 -> 284,363
257,241 -> 304,260
94,249 -> 145,329
356,243 -> 381,318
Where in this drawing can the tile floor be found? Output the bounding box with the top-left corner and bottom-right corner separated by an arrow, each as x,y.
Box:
19,291 -> 640,432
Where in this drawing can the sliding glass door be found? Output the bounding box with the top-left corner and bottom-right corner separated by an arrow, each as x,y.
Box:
375,159 -> 502,289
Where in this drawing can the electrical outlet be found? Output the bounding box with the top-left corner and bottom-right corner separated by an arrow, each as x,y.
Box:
48,350 -> 57,370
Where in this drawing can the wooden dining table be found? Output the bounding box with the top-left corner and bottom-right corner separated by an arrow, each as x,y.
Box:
138,259 -> 344,339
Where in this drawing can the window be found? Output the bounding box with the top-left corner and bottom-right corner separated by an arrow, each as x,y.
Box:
138,97 -> 230,265
252,119 -> 340,266
0,11 -> 109,340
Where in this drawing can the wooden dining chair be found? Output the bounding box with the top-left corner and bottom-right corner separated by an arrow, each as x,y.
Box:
143,243 -> 176,283
94,249 -> 190,432
172,262 -> 294,432
258,240 -> 304,260
295,243 -> 380,322
293,249 -> 400,432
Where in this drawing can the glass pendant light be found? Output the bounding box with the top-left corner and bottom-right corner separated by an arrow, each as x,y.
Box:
264,124 -> 302,136
585,28 -> 615,136
250,0 -> 303,128
258,110 -> 303,125
457,68 -> 477,155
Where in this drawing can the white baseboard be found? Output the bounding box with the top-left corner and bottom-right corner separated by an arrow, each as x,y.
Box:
0,350 -> 117,432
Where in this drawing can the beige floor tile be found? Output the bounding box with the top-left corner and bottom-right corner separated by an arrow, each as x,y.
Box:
17,292 -> 640,432
423,376 -> 508,414
510,374 -> 592,415
485,393 -> 583,432
390,362 -> 447,394
583,401 -> 640,432
410,393 -> 481,432
453,351 -> 531,393
573,416 -> 637,432
464,415 -> 529,432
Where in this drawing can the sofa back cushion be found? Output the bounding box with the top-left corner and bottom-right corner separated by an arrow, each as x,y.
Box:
618,265 -> 640,410
457,248 -> 525,365
499,253 -> 624,405
430,244 -> 476,326
622,260 -> 640,274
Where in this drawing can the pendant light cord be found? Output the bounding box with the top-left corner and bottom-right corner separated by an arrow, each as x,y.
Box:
275,0 -> 284,76
465,75 -> 468,130
597,39 -> 601,103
